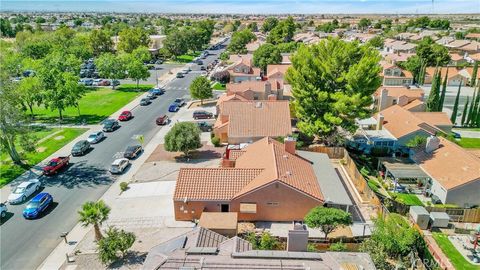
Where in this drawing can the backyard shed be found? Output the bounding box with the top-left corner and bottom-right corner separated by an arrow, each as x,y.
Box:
430,212 -> 450,228
409,206 -> 430,230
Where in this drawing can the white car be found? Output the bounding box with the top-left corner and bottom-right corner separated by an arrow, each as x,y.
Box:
0,203 -> 7,218
110,158 -> 130,174
87,131 -> 104,144
8,179 -> 41,204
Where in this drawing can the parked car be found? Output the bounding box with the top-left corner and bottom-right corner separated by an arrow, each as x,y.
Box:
452,132 -> 461,139
431,195 -> 442,204
193,110 -> 213,120
71,140 -> 91,156
92,79 -> 102,86
0,203 -> 7,219
79,78 -> 93,86
197,60 -> 204,65
146,91 -> 157,99
156,115 -> 169,125
168,104 -> 179,112
174,98 -> 186,107
98,79 -> 111,86
155,59 -> 163,65
197,121 -> 213,132
118,110 -> 133,121
140,98 -> 151,106
111,80 -> 120,87
124,145 -> 142,159
110,158 -> 130,174
103,119 -> 119,132
176,72 -> 184,78
23,193 -> 53,219
8,179 -> 41,204
393,185 -> 407,193
200,66 -> 206,71
43,156 -> 70,175
87,131 -> 104,144
151,88 -> 165,95
181,68 -> 189,74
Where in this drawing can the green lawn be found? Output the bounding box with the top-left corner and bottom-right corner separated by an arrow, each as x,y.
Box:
32,85 -> 152,124
168,52 -> 201,63
391,193 -> 424,206
432,232 -> 480,270
456,137 -> 480,149
0,128 -> 87,187
212,82 -> 226,90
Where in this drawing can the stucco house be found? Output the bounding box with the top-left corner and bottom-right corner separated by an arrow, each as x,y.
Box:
413,136 -> 480,207
173,137 -> 325,222
224,80 -> 284,102
381,64 -> 413,86
352,105 -> 452,153
227,54 -> 261,83
424,67 -> 469,86
213,100 -> 291,144
375,86 -> 425,111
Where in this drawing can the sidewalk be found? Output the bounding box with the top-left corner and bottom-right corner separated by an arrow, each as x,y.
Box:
37,69 -> 186,270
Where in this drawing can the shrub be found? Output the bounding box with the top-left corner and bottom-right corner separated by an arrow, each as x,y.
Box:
329,241 -> 347,251
97,227 -> 135,265
120,182 -> 129,192
211,136 -> 221,147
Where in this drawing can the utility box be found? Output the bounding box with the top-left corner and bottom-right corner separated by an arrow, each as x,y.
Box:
409,206 -> 430,230
287,222 -> 309,252
430,212 -> 450,228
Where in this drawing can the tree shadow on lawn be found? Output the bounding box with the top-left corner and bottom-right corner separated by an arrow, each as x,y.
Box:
40,161 -> 113,189
115,85 -> 153,93
173,149 -> 223,163
33,114 -> 108,125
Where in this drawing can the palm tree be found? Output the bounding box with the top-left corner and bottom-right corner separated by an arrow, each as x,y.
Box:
78,200 -> 111,241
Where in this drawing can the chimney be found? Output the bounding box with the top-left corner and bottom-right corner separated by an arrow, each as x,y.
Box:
287,222 -> 309,252
377,114 -> 384,130
284,136 -> 296,155
264,81 -> 272,97
379,88 -> 389,111
425,136 -> 440,153
398,96 -> 409,106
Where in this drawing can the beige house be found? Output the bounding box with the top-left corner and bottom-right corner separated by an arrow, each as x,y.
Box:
375,86 -> 425,111
227,54 -> 261,83
381,64 -> 413,86
213,100 -> 291,144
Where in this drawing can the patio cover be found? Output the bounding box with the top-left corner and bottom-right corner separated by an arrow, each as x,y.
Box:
380,158 -> 429,179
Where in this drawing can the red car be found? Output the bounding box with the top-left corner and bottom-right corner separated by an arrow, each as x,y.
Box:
43,156 -> 70,175
156,115 -> 169,125
118,111 -> 132,121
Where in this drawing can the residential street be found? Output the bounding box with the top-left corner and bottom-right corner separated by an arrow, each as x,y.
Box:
0,47 -> 224,270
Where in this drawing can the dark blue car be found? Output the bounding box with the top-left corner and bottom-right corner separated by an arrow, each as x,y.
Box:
168,104 -> 179,112
23,193 -> 53,219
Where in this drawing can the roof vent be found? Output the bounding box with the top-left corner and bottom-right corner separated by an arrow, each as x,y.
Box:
286,171 -> 292,176
255,102 -> 262,108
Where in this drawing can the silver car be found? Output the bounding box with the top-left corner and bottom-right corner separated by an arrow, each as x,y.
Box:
87,131 -> 105,144
8,179 -> 41,204
110,158 -> 130,174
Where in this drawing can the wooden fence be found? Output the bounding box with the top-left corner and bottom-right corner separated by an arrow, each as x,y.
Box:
425,207 -> 480,223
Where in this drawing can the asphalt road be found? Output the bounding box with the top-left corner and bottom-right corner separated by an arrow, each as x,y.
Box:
0,45 -> 225,270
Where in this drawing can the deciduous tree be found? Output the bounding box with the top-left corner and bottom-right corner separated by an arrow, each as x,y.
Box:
227,28 -> 256,54
117,27 -> 150,53
164,122 -> 202,157
262,17 -> 278,33
253,43 -> 282,73
189,76 -> 213,105
89,29 -> 113,56
285,38 -> 381,141
304,206 -> 352,240
95,53 -> 126,89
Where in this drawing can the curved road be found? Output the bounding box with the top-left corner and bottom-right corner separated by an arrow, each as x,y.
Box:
0,46 -> 224,270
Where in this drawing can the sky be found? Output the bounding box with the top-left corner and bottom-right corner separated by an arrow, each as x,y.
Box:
1,0 -> 480,14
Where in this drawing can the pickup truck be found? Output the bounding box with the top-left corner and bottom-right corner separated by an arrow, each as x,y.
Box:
43,156 -> 70,175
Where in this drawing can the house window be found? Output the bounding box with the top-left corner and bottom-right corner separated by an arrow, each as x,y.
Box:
240,203 -> 257,213
221,204 -> 229,212
267,202 -> 280,206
